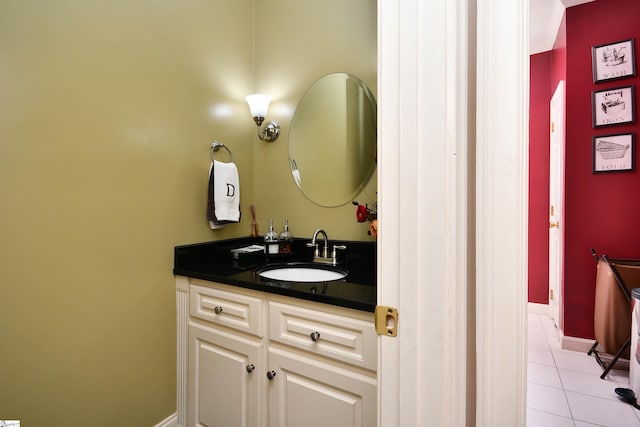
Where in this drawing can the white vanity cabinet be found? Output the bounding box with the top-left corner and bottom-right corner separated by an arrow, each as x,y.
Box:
187,283 -> 265,427
267,348 -> 377,427
188,324 -> 263,426
176,277 -> 377,427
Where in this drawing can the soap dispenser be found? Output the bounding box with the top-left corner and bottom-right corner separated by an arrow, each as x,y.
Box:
279,218 -> 293,254
264,218 -> 279,255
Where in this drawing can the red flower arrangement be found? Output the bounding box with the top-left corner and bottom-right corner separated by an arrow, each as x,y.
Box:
352,200 -> 378,238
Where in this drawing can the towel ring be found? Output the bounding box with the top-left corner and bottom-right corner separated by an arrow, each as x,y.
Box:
210,141 -> 234,163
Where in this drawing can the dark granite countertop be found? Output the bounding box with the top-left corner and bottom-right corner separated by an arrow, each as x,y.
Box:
173,237 -> 377,312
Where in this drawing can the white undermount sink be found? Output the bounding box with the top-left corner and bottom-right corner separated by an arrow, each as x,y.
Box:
257,263 -> 347,283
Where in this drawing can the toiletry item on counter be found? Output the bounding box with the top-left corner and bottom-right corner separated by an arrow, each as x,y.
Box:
230,245 -> 265,259
279,218 -> 293,254
264,218 -> 279,254
231,244 -> 265,266
249,204 -> 258,237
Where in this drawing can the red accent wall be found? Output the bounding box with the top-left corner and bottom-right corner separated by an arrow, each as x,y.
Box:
551,11 -> 567,87
528,17 -> 566,305
529,51 -> 552,304
562,0 -> 640,339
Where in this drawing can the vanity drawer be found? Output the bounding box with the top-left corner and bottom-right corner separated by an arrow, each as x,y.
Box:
190,284 -> 264,337
268,301 -> 377,371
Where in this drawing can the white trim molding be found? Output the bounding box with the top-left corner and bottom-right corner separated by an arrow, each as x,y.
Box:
528,302 -> 550,315
475,0 -> 528,425
175,276 -> 190,427
153,413 -> 177,427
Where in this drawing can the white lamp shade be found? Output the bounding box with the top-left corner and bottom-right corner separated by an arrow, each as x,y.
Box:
245,94 -> 271,118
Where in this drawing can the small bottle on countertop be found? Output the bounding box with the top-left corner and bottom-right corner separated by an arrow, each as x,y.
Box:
264,218 -> 279,255
279,218 -> 293,254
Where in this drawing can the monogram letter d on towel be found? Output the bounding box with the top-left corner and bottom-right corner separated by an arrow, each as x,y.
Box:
226,184 -> 235,197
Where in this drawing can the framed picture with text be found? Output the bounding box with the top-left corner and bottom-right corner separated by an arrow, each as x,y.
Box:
592,85 -> 635,127
592,39 -> 636,83
592,133 -> 635,173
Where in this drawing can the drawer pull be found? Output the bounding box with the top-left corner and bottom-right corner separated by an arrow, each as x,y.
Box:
214,306 -> 223,314
246,364 -> 255,373
266,370 -> 277,380
310,331 -> 321,342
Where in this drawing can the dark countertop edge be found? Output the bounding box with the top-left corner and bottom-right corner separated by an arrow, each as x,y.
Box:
173,237 -> 377,313
173,268 -> 376,312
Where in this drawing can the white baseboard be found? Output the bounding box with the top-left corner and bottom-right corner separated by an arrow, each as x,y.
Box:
560,334 -> 629,368
527,302 -> 549,315
153,413 -> 178,427
560,333 -> 597,353
527,304 -> 629,363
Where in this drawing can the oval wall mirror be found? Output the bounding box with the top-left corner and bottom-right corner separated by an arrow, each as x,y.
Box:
288,73 -> 377,207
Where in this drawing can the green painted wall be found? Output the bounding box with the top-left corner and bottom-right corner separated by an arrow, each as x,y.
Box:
253,0 -> 378,241
0,0 -> 253,425
0,0 -> 376,425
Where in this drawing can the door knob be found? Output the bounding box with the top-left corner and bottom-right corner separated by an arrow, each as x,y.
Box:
214,306 -> 223,314
549,221 -> 560,229
266,370 -> 277,380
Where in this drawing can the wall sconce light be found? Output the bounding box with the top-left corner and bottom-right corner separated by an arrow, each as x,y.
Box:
245,94 -> 280,142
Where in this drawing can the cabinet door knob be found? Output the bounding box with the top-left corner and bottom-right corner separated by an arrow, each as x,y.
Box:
214,306 -> 223,314
266,370 -> 277,380
246,364 -> 255,373
310,331 -> 321,342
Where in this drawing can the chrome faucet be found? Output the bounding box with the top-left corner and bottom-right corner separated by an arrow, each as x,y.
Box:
307,228 -> 346,265
309,229 -> 329,258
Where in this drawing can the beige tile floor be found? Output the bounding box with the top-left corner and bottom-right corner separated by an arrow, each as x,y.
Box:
527,312 -> 640,426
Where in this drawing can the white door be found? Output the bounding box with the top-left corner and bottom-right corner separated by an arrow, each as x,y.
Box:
377,0 -> 528,425
549,80 -> 565,331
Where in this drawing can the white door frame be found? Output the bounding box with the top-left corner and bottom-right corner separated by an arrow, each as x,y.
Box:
377,0 -> 528,425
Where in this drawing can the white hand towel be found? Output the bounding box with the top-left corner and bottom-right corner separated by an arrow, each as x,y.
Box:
207,160 -> 240,229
